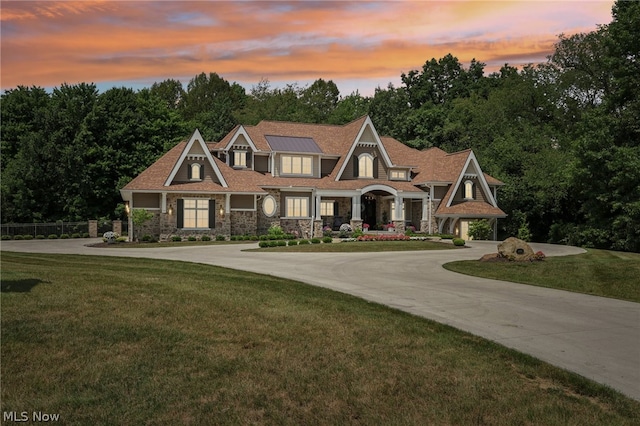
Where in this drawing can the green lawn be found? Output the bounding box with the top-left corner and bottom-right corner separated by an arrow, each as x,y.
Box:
1,252 -> 639,424
444,249 -> 640,303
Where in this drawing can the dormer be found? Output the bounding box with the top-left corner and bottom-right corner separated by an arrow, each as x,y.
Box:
266,135 -> 323,178
221,126 -> 258,170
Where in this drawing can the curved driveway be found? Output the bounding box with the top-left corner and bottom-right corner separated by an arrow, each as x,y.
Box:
2,239 -> 639,401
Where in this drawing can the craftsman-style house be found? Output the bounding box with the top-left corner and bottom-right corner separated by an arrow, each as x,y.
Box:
120,116 -> 506,240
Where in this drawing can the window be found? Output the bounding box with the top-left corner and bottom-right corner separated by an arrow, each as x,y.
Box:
464,180 -> 474,200
390,170 -> 407,180
320,201 -> 334,216
189,163 -> 203,180
233,151 -> 247,167
358,154 -> 374,178
262,195 -> 277,217
182,199 -> 209,228
286,197 -> 309,217
281,155 -> 312,175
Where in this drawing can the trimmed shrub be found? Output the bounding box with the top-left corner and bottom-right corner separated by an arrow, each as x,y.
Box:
23,235 -> 34,240
287,240 -> 299,246
201,235 -> 211,241
322,236 -> 333,244
216,235 -> 226,241
258,241 -> 269,248
1,235 -> 12,240
71,233 -> 81,239
277,240 -> 287,247
439,234 -> 455,239
188,236 -> 197,241
250,235 -> 259,241
310,238 -> 321,244
453,238 -> 465,246
13,235 -> 24,240
48,234 -> 58,239
116,237 -> 127,243
35,235 -> 45,239
82,233 -> 90,238
259,235 -> 268,241
298,239 -> 310,245
60,234 -> 70,239
268,240 -> 279,247
171,236 -> 182,242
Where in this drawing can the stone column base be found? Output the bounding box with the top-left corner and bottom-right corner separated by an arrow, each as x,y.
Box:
313,220 -> 323,238
392,220 -> 405,233
350,219 -> 363,231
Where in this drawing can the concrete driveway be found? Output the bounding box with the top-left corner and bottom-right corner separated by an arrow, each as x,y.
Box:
2,238 -> 639,401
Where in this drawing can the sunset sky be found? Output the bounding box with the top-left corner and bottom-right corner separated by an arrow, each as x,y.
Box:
1,1 -> 614,96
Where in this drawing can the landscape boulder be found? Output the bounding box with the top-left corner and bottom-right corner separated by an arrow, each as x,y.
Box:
497,237 -> 535,261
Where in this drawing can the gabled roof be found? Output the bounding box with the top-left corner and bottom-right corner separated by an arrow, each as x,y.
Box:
446,150 -> 497,207
334,116 -> 394,180
164,130 -> 228,187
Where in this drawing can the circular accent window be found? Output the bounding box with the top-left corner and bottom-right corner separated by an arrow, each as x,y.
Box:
262,195 -> 277,217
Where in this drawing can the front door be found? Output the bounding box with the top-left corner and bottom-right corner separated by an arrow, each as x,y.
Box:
361,195 -> 376,228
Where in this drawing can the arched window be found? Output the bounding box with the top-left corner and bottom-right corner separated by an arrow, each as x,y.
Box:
358,154 -> 374,178
189,163 -> 203,181
464,180 -> 474,200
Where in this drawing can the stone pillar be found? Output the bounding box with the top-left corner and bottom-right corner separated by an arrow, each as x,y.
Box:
112,220 -> 122,236
392,220 -> 405,234
313,220 -> 323,238
350,219 -> 363,231
89,220 -> 98,238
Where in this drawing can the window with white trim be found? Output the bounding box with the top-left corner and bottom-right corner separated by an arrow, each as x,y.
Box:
358,154 -> 374,178
320,201 -> 334,216
234,151 -> 247,167
183,199 -> 209,228
190,163 -> 202,180
464,180 -> 474,200
390,170 -> 407,180
281,155 -> 312,175
262,195 -> 277,217
286,197 -> 309,217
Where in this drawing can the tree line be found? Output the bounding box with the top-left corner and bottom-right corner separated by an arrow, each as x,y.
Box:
1,1 -> 638,252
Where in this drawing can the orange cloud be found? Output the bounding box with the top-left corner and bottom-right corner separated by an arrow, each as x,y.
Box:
0,1 -> 614,94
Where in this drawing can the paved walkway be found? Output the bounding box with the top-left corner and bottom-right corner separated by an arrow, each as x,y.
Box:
2,239 -> 639,400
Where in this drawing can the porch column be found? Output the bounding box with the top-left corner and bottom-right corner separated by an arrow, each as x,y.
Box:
351,195 -> 361,220
315,194 -> 322,218
420,196 -> 430,234
161,192 -> 167,213
393,196 -> 403,221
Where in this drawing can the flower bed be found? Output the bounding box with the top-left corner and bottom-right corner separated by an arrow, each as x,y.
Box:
356,234 -> 411,242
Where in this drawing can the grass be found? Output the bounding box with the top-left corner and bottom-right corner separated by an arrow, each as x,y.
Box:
444,249 -> 640,303
245,240 -> 460,252
90,240 -> 255,248
2,252 -> 639,425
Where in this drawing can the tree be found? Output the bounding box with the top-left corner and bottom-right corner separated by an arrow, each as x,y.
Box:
299,79 -> 339,123
179,72 -> 246,140
131,208 -> 153,242
468,219 -> 492,240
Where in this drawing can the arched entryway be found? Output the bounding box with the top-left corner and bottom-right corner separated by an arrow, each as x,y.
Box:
359,185 -> 396,230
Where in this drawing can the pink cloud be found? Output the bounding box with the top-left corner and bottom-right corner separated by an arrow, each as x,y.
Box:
1,1 -> 614,94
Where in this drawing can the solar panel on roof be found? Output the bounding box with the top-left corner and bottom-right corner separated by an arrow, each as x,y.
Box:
265,135 -> 322,153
